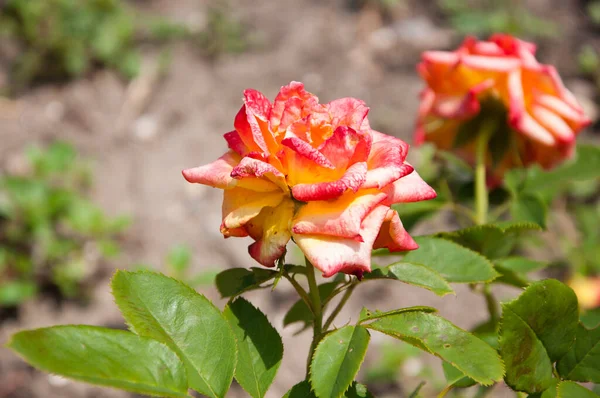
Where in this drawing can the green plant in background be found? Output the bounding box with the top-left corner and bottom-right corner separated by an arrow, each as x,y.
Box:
0,0 -> 141,91
0,142 -> 129,308
0,0 -> 249,93
438,0 -> 558,39
195,2 -> 247,60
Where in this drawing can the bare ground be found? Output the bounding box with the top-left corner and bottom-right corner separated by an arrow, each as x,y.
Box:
0,1 -> 597,397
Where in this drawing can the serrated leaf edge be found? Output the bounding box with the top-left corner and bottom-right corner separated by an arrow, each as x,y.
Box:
557,322 -> 600,382
414,237 -> 501,283
111,270 -> 237,398
363,261 -> 455,297
224,297 -> 283,398
498,303 -> 554,393
366,313 -> 505,386
6,325 -> 190,398
309,326 -> 371,398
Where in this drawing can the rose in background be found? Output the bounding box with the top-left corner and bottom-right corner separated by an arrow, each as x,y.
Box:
183,82 -> 436,277
415,34 -> 590,180
570,276 -> 600,310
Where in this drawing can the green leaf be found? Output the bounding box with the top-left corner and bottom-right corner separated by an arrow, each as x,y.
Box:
528,379 -> 559,398
215,267 -> 277,298
436,222 -> 541,259
310,326 -> 370,398
408,381 -> 426,398
557,381 -> 599,397
392,197 -> 446,231
224,297 -> 283,398
500,279 -> 579,393
495,257 -> 546,274
7,325 -> 188,397
362,262 -> 454,296
283,381 -> 373,398
111,271 -> 236,398
284,282 -> 339,328
557,323 -> 600,383
442,362 -> 476,388
0,281 -> 37,306
524,145 -> 600,195
364,311 -> 504,385
511,194 -> 547,229
581,308 -> 600,329
359,306 -> 437,323
493,264 -> 529,288
403,237 -> 499,283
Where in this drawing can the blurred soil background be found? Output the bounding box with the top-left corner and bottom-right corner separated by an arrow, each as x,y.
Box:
0,0 -> 599,397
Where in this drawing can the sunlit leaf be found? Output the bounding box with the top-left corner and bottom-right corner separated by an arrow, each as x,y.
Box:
224,298 -> 283,398
403,237 -> 499,283
310,326 -> 370,398
7,325 -> 188,397
111,271 -> 236,398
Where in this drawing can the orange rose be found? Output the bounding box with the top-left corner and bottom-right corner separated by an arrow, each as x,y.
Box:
415,34 -> 590,177
183,82 -> 436,277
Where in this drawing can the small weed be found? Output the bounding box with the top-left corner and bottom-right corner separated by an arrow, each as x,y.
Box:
0,142 -> 129,309
437,0 -> 558,39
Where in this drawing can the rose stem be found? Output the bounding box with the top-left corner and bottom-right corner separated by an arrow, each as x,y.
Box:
305,257 -> 323,377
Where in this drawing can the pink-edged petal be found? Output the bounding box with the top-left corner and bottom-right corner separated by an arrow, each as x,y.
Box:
373,208 -> 418,252
364,131 -> 413,189
530,104 -> 575,143
421,50 -> 460,66
233,90 -> 278,155
224,130 -> 249,156
383,169 -> 437,205
459,54 -> 521,72
327,98 -> 370,130
510,111 -> 556,146
294,205 -> 389,278
536,94 -> 587,122
490,34 -> 538,59
270,81 -> 320,131
432,79 -> 494,119
221,187 -> 285,229
318,126 -> 372,169
230,156 -> 288,191
244,88 -> 272,119
292,189 -> 387,239
245,199 -> 294,267
281,136 -> 335,169
182,151 -> 239,189
291,162 -> 367,202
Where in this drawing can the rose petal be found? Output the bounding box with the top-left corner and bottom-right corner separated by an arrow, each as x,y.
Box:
531,104 -> 574,143
230,156 -> 288,191
294,205 -> 389,277
281,136 -> 335,169
182,151 -> 239,189
222,187 -> 285,229
383,169 -> 437,205
319,126 -> 372,167
224,130 -> 249,156
373,208 -> 418,251
292,189 -> 387,239
234,90 -> 278,155
364,131 -> 413,189
245,199 -> 294,267
327,97 -> 370,131
270,81 -> 320,132
291,162 -> 368,202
